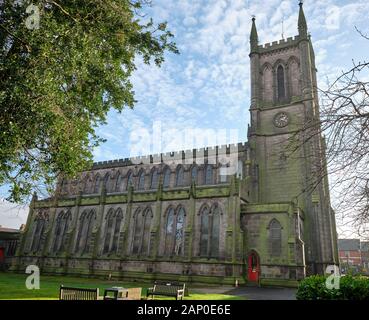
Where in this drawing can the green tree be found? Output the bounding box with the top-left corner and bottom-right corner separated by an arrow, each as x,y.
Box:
0,0 -> 178,202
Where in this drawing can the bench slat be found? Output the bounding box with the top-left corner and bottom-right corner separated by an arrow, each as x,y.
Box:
146,281 -> 186,300
59,285 -> 99,300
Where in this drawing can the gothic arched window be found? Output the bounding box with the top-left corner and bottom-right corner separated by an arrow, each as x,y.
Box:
141,208 -> 152,255
175,166 -> 184,187
75,210 -> 95,255
111,209 -> 123,252
103,208 -> 123,254
205,165 -> 213,185
103,173 -> 110,192
150,168 -> 158,189
191,166 -> 198,184
94,175 -> 101,194
199,204 -> 221,258
115,172 -> 123,192
126,170 -> 133,190
164,207 -> 174,255
138,170 -> 145,190
132,207 -> 152,255
269,219 -> 282,256
103,209 -> 114,254
53,211 -> 71,253
164,206 -> 186,256
174,207 -> 185,255
163,166 -> 171,188
277,65 -> 285,100
132,209 -> 143,254
30,213 -> 47,252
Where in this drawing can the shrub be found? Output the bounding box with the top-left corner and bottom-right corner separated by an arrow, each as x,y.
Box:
296,274 -> 369,300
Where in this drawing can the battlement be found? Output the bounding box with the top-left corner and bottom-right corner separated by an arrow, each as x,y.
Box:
91,141 -> 248,170
258,35 -> 301,53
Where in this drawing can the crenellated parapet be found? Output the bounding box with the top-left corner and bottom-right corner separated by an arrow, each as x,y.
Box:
92,142 -> 248,169
258,36 -> 301,54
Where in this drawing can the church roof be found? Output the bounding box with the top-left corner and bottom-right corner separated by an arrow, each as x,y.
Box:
338,239 -> 361,251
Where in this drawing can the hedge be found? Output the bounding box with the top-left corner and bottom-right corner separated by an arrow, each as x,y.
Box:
296,275 -> 369,300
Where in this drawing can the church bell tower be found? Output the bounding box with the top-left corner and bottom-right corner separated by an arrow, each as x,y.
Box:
246,2 -> 339,276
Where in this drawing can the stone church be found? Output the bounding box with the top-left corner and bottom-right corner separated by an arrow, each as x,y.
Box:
13,3 -> 339,287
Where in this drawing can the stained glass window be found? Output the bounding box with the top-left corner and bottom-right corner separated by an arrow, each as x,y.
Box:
164,206 -> 186,256
174,207 -> 185,255
165,208 -> 174,255
269,219 -> 282,256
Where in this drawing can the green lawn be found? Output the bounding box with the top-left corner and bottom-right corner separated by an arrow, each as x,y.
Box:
0,272 -> 244,300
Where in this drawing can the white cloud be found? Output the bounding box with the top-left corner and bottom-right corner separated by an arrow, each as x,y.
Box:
0,199 -> 28,229
90,0 -> 369,237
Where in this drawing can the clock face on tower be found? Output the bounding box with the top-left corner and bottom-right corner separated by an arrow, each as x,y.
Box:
273,112 -> 289,128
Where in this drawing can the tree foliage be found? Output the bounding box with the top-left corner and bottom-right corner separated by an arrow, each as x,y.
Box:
0,0 -> 178,202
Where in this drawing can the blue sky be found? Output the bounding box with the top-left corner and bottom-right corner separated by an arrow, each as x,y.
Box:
2,0 -> 369,236
94,0 -> 369,161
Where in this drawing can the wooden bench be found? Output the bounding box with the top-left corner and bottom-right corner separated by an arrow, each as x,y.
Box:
126,288 -> 142,300
59,285 -> 99,300
146,281 -> 185,300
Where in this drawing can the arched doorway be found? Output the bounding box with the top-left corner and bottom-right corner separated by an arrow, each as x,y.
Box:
247,251 -> 260,283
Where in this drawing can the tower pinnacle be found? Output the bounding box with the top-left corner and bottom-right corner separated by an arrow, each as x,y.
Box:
298,1 -> 308,38
250,16 -> 259,54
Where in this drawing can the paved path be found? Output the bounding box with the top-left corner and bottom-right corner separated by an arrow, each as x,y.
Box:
193,285 -> 297,300
226,286 -> 297,300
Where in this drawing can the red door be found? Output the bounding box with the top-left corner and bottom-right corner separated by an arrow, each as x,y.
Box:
247,251 -> 260,282
0,247 -> 4,264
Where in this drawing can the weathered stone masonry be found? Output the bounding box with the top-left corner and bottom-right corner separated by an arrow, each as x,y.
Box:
13,3 -> 339,287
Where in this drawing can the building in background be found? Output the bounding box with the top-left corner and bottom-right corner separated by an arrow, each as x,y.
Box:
0,226 -> 21,270
338,239 -> 369,275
